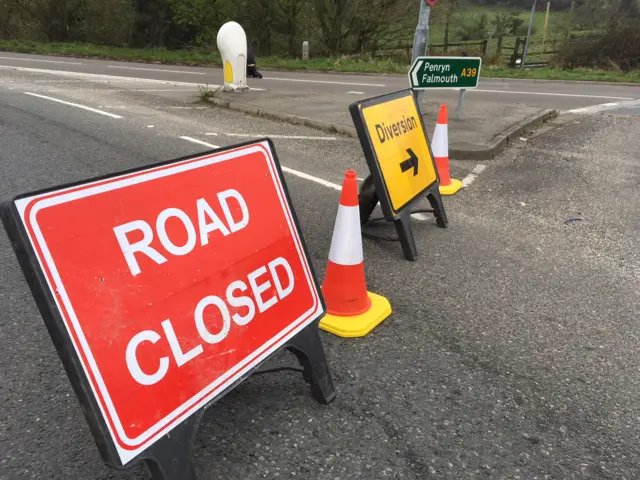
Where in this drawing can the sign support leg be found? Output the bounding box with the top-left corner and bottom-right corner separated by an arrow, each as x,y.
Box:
427,189 -> 448,228
358,175 -> 379,225
285,324 -> 336,405
456,89 -> 466,120
143,413 -> 202,480
394,210 -> 418,262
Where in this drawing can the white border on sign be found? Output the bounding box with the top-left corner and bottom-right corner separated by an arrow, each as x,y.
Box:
15,141 -> 324,465
408,56 -> 483,90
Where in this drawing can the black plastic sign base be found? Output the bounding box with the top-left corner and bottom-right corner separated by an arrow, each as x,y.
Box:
0,139 -> 336,480
358,175 -> 448,261
139,323 -> 335,480
349,89 -> 449,261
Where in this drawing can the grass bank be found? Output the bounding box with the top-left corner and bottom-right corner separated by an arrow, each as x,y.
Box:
1,39 -> 639,84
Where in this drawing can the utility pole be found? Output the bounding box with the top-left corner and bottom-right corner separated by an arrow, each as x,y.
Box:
542,1 -> 551,52
521,0 -> 537,68
412,1 -> 431,101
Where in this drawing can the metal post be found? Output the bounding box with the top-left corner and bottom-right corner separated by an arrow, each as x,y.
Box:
542,1 -> 551,52
412,1 -> 431,101
456,89 -> 466,120
521,0 -> 537,68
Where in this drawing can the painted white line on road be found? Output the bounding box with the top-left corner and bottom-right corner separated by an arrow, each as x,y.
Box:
205,132 -> 338,140
347,91 -> 365,95
0,56 -> 83,65
474,88 -> 634,100
461,164 -> 486,188
108,65 -> 207,75
180,136 -> 427,222
180,136 -> 220,149
0,66 -> 264,91
133,89 -> 198,92
281,167 -> 342,191
563,98 -> 640,114
265,77 -> 386,87
163,106 -> 208,109
33,79 -> 84,83
24,92 -> 123,119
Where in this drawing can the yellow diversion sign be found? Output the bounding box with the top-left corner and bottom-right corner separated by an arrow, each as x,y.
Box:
355,90 -> 438,214
349,89 -> 448,262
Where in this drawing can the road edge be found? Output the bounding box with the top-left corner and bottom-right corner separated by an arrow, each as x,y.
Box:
205,97 -> 558,160
472,108 -> 559,160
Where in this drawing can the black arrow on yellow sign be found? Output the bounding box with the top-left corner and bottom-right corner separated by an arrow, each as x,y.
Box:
399,148 -> 419,176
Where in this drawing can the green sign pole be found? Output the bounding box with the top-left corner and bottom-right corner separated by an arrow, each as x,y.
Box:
456,89 -> 466,120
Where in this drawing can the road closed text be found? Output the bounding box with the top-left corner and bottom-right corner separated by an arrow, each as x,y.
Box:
113,188 -> 249,276
110,187 -> 296,386
124,255 -> 295,386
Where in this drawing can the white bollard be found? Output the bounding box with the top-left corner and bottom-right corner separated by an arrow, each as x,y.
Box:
302,41 -> 309,60
216,21 -> 248,92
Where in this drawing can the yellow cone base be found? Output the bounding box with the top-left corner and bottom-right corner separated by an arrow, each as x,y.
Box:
319,292 -> 392,338
439,178 -> 463,196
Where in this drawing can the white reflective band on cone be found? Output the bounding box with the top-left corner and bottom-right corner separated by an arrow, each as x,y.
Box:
328,205 -> 364,266
431,123 -> 448,158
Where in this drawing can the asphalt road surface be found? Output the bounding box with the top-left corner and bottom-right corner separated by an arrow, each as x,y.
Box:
1,66 -> 639,480
1,51 -> 640,112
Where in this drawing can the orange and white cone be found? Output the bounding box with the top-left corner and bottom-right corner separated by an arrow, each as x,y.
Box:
432,105 -> 463,196
319,170 -> 391,338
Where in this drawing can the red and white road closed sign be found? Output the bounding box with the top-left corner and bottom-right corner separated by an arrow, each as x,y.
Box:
13,141 -> 324,465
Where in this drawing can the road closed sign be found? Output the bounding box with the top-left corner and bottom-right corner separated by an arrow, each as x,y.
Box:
1,140 -> 325,468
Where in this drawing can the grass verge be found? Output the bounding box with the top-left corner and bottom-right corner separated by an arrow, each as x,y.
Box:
1,39 -> 639,84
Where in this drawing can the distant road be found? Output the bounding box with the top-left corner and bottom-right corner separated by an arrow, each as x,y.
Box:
1,51 -> 639,112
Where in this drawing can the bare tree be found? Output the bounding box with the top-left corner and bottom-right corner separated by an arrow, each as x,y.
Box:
275,0 -> 304,57
311,0 -> 357,55
351,0 -> 413,55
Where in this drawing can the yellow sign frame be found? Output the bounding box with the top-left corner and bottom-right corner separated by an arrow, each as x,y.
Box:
349,89 -> 448,261
350,89 -> 441,217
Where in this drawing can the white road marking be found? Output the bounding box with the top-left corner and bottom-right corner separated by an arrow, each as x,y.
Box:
163,106 -> 208,109
179,136 -> 220,149
179,136 -> 428,222
0,65 -> 264,91
563,99 -> 640,114
204,132 -> 337,140
461,164 -> 486,188
412,212 -> 429,221
265,77 -> 386,87
108,65 -> 207,75
347,91 -> 365,95
24,92 -> 123,119
474,89 -> 634,100
133,89 -> 198,92
0,56 -> 83,65
281,167 -> 342,190
33,79 -> 84,83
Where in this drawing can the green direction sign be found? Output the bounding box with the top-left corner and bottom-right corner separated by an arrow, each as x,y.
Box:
409,56 -> 482,90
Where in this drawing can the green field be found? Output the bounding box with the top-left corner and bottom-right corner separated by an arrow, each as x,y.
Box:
1,2 -> 637,85
1,39 -> 638,84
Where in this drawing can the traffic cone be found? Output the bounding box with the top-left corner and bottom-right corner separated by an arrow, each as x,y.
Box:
319,170 -> 392,338
432,105 -> 463,196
